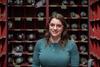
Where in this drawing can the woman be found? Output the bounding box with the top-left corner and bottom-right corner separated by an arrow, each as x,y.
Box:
32,13 -> 79,67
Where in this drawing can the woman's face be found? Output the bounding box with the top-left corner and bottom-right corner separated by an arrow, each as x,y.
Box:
49,18 -> 64,38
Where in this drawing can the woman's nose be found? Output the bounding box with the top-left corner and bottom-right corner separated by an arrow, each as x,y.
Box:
54,26 -> 57,29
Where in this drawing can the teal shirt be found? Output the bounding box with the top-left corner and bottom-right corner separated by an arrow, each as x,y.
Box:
32,38 -> 79,67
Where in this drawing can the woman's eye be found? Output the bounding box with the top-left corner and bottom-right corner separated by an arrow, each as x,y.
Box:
50,24 -> 55,27
57,24 -> 62,27
50,23 -> 63,28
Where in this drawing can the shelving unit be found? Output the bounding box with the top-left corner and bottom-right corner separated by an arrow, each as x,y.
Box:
7,0 -> 89,67
89,0 -> 100,67
0,0 -> 7,67
7,0 -> 46,67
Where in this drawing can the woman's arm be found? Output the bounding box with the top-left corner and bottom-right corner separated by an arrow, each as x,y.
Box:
70,41 -> 80,67
32,41 -> 40,67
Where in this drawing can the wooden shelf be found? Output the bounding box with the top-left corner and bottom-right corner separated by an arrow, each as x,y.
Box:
8,5 -> 46,7
90,52 -> 100,60
8,17 -> 46,20
8,29 -> 46,32
80,52 -> 88,55
8,52 -> 33,55
89,19 -> 100,22
0,36 -> 6,40
8,41 -> 36,43
90,36 -> 100,41
67,29 -> 88,31
0,2 -> 6,6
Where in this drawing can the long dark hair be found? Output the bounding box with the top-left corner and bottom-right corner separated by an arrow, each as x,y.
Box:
45,13 -> 69,47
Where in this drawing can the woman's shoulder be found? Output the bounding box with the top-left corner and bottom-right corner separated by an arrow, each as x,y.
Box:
37,38 -> 46,43
35,38 -> 47,48
65,39 -> 76,48
36,38 -> 47,47
67,39 -> 76,44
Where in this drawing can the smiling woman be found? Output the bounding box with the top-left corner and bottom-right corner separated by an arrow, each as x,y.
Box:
32,13 -> 79,67
49,18 -> 64,43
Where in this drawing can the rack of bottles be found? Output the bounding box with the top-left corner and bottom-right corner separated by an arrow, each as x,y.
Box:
7,0 -> 89,67
89,0 -> 100,67
0,0 -> 7,67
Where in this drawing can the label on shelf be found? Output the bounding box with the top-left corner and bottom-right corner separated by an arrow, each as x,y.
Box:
15,17 -> 21,21
37,17 -> 44,21
26,17 -> 32,21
